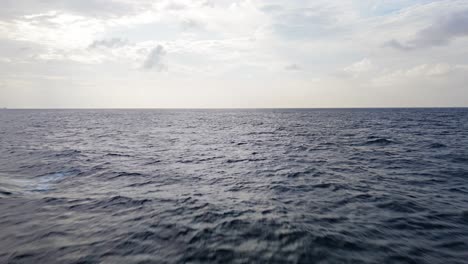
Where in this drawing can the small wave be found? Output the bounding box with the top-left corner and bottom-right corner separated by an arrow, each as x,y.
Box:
0,189 -> 12,196
126,180 -> 158,187
246,131 -> 275,135
69,196 -> 151,211
105,153 -> 133,157
363,138 -> 394,146
42,197 -> 68,204
144,160 -> 161,165
376,200 -> 424,213
193,211 -> 224,224
104,196 -> 151,207
286,169 -> 318,178
312,234 -> 365,251
437,241 -> 466,250
54,149 -> 81,157
387,217 -> 452,230
450,155 -> 468,163
226,158 -> 266,163
428,143 -> 447,149
310,182 -> 346,191
461,211 -> 468,223
107,172 -> 144,180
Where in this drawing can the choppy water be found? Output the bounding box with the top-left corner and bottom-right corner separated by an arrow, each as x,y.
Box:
1,109 -> 468,264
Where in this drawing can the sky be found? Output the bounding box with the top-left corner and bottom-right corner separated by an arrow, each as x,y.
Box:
0,0 -> 467,108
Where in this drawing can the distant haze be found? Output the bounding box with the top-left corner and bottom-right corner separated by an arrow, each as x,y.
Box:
1,0 -> 468,108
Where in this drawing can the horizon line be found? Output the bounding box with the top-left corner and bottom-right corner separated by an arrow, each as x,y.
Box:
2,107 -> 468,110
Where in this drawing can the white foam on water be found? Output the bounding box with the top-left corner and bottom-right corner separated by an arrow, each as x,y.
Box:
32,172 -> 69,192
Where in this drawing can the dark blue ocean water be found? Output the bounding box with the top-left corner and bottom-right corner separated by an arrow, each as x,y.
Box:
0,109 -> 468,264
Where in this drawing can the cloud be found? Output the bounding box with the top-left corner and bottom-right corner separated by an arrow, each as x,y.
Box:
285,64 -> 301,71
142,45 -> 167,71
343,58 -> 373,76
385,9 -> 468,50
259,5 -> 284,14
370,62 -> 468,86
405,63 -> 454,77
200,1 -> 214,8
89,37 -> 128,49
383,39 -> 413,51
271,7 -> 342,40
0,0 -> 150,20
165,2 -> 187,11
180,18 -> 204,31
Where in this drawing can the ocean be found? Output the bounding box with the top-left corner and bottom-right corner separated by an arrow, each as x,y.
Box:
0,108 -> 467,263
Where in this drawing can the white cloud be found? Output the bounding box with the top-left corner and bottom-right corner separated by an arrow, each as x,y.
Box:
0,0 -> 152,20
343,58 -> 374,77
370,63 -> 467,87
405,63 -> 453,77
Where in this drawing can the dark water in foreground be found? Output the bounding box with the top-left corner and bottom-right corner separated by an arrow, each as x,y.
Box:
1,109 -> 468,264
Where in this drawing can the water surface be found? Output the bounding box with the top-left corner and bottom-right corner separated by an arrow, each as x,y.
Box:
1,109 -> 468,263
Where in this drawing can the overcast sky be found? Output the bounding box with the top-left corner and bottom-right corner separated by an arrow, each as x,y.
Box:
0,0 -> 467,108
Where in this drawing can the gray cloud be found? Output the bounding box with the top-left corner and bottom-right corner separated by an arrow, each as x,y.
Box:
0,39 -> 43,61
259,5 -> 284,14
142,45 -> 167,71
199,1 -> 214,8
285,64 -> 301,71
383,39 -> 413,51
385,10 -> 468,51
180,18 -> 204,31
165,2 -> 187,11
89,38 -> 128,49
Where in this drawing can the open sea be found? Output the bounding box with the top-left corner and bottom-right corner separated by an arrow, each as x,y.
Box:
0,108 -> 468,264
